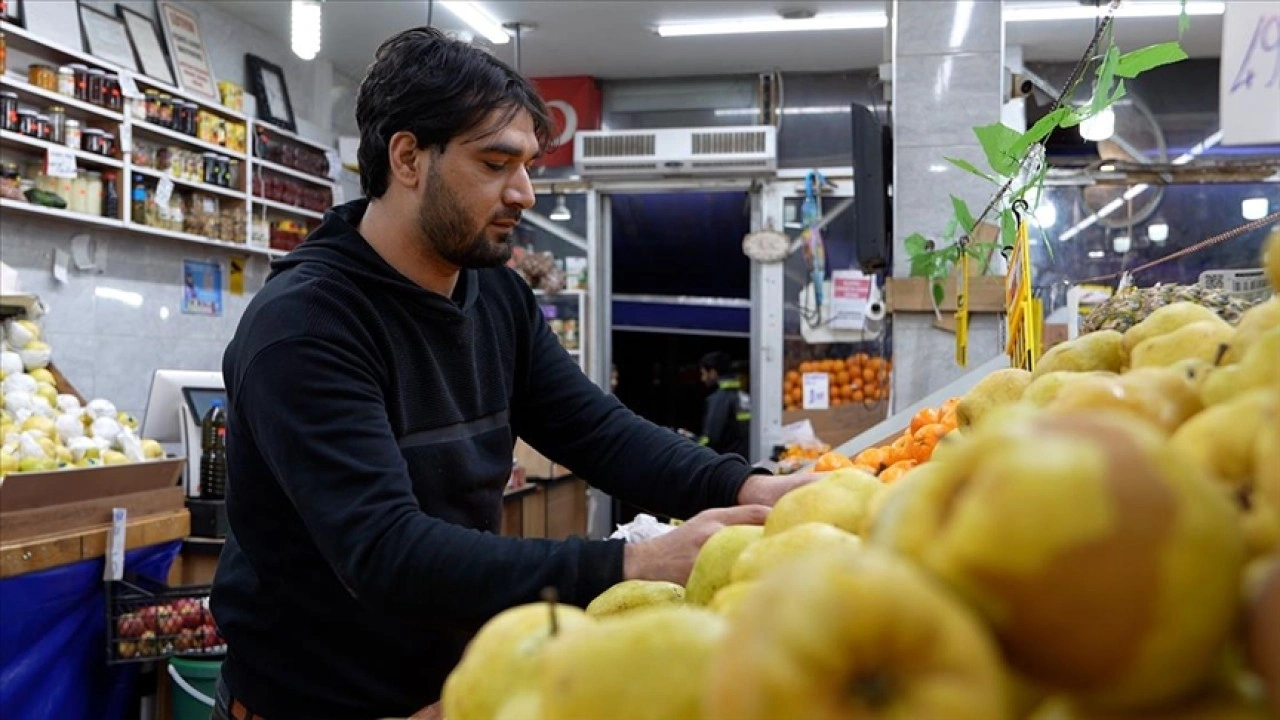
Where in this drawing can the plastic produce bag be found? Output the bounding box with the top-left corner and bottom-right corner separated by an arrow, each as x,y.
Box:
55,394 -> 82,414
2,373 -> 37,396
0,351 -> 22,377
19,342 -> 52,370
55,413 -> 85,442
89,417 -> 122,448
84,398 -> 118,421
609,513 -> 678,542
4,390 -> 35,416
4,319 -> 39,348
116,427 -> 145,462
66,436 -> 97,462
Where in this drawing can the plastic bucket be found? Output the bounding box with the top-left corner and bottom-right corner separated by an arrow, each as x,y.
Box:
168,657 -> 221,719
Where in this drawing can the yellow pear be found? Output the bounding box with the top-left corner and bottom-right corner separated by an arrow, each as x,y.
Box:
17,457 -> 56,472
1130,320 -> 1236,369
492,692 -> 540,720
867,462 -> 961,559
956,368 -> 1033,428
1265,226 -> 1280,291
27,368 -> 55,385
21,414 -> 57,439
707,581 -> 759,617
1241,502 -> 1280,559
140,438 -> 165,459
764,472 -> 882,537
1256,427 -> 1280,517
585,580 -> 684,618
1201,327 -> 1280,406
1034,330 -> 1125,377
1245,554 -> 1280,706
704,548 -> 1012,720
1047,367 -> 1203,435
0,450 -> 18,475
441,602 -> 592,720
1122,302 -> 1230,358
1171,388 -> 1279,488
101,450 -> 130,465
541,606 -> 726,720
1222,297 -> 1280,365
730,522 -> 861,584
34,383 -> 58,407
1022,371 -> 1116,407
684,525 -> 763,606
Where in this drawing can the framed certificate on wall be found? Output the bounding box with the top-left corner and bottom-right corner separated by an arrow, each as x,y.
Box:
78,4 -> 138,73
158,1 -> 218,101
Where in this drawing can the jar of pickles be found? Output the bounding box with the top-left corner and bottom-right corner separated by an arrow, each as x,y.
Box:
63,119 -> 82,149
69,64 -> 89,100
0,91 -> 17,131
87,69 -> 106,105
28,64 -> 57,91
46,106 -> 66,144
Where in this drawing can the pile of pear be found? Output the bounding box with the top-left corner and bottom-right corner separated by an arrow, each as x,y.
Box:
436,237 -> 1280,720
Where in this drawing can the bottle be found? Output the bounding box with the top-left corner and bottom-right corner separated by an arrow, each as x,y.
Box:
102,171 -> 118,218
200,400 -> 227,499
130,176 -> 147,225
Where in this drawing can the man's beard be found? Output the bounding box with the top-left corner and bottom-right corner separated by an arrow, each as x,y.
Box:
416,164 -> 517,269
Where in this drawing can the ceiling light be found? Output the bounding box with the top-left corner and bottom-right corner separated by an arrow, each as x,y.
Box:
1147,221 -> 1169,244
1006,2 -> 1224,22
656,12 -> 887,37
550,194 -> 571,222
1079,107 -> 1115,142
1034,202 -> 1057,228
1087,250 -> 1106,259
1242,197 -> 1269,221
1099,163 -> 1116,172
440,1 -> 510,44
1113,235 -> 1131,253
291,0 -> 322,61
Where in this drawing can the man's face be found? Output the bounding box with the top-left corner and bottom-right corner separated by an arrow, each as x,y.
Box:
415,109 -> 539,268
701,368 -> 717,386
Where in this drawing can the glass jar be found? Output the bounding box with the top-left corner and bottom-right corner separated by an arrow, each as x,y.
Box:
225,158 -> 240,188
57,66 -> 75,97
144,89 -> 160,123
131,176 -> 147,223
0,32 -> 6,76
0,91 -> 18,131
55,172 -> 74,210
46,106 -> 66,144
104,75 -> 122,112
158,93 -> 173,128
0,163 -> 23,202
70,171 -> 88,214
28,64 -> 57,91
35,114 -> 51,142
85,171 -> 103,216
86,69 -> 106,105
102,171 -> 119,218
63,119 -> 82,149
101,133 -> 116,158
82,128 -> 105,154
17,109 -> 37,137
69,64 -> 89,101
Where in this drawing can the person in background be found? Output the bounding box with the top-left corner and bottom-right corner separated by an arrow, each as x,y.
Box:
698,351 -> 752,458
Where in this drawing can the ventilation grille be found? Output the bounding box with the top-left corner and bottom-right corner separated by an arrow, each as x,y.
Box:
582,134 -> 656,158
691,131 -> 768,155
580,162 -> 662,172
690,159 -> 773,169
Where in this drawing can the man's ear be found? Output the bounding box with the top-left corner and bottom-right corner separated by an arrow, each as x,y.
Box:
388,131 -> 423,189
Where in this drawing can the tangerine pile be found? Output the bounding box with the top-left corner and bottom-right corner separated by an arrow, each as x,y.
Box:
810,397 -> 960,483
783,354 -> 892,412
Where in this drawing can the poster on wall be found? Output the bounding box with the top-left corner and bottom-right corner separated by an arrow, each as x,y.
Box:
78,4 -> 139,73
1220,1 -> 1280,146
158,1 -> 218,101
530,76 -> 601,167
182,259 -> 223,316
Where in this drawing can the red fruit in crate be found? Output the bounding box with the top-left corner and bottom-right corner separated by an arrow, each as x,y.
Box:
159,610 -> 184,636
175,628 -> 196,652
193,625 -> 213,649
116,639 -> 138,659
139,630 -> 158,657
137,605 -> 159,632
176,598 -> 204,629
116,612 -> 144,639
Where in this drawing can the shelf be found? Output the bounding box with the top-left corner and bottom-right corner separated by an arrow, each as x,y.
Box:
132,121 -> 246,159
251,119 -> 332,153
0,129 -> 124,168
533,289 -> 587,296
0,197 -> 123,227
0,74 -> 125,123
251,157 -> 335,187
131,167 -> 247,201
125,222 -> 285,257
129,77 -> 246,123
250,197 -> 325,220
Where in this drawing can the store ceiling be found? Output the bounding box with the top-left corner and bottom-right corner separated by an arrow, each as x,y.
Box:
209,1 -> 1224,81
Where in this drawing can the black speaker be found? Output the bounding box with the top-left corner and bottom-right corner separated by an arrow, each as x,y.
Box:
850,103 -> 891,272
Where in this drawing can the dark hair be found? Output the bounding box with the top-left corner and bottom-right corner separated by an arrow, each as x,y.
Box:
700,351 -> 732,375
355,26 -> 555,198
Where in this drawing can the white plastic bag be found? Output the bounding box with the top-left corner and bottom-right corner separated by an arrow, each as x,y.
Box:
609,513 -> 678,542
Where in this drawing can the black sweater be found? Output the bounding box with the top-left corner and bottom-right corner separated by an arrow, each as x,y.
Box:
210,200 -> 759,718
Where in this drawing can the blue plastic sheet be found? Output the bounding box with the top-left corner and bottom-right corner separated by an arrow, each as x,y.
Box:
1,541 -> 181,720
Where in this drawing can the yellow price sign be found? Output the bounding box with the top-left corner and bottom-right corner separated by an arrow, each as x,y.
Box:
955,250 -> 970,367
1005,214 -> 1041,371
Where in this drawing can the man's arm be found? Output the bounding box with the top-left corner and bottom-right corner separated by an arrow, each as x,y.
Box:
235,335 -> 623,620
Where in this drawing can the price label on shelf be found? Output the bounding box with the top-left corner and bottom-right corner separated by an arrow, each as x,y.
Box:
118,123 -> 132,153
802,372 -> 830,410
45,147 -> 78,179
155,176 -> 175,208
202,197 -> 215,214
117,71 -> 143,99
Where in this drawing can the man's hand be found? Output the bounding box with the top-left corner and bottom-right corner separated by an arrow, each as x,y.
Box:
737,473 -> 821,507
623,505 -> 770,585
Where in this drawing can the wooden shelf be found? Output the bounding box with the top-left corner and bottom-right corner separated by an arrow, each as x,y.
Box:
0,197 -> 123,227
0,129 -> 124,168
126,221 -> 284,257
131,167 -> 246,201
133,121 -> 246,159
0,74 -> 125,123
250,197 -> 325,220
251,119 -> 332,153
251,157 -> 335,187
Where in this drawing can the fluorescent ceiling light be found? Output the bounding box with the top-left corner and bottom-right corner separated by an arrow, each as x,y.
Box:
714,106 -> 855,116
291,0 -> 322,61
1006,2 -> 1224,22
440,1 -> 510,45
1087,250 -> 1106,259
1242,197 -> 1269,221
1079,107 -> 1115,142
1112,235 -> 1131,253
1034,202 -> 1057,228
1147,221 -> 1169,244
95,286 -> 143,308
657,12 -> 887,37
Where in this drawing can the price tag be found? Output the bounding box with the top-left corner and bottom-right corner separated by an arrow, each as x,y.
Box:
117,71 -> 143,99
118,123 -> 132,153
45,146 -> 78,179
802,372 -> 830,410
831,269 -> 873,330
202,196 -> 215,214
155,176 -> 175,208
103,508 -> 127,581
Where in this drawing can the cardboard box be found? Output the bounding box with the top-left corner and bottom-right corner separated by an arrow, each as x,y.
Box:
887,274 -> 1007,313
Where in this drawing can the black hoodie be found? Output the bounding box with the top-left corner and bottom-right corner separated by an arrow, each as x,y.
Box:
211,200 -> 759,718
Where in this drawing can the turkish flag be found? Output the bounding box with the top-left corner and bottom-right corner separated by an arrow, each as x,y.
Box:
531,76 -> 601,167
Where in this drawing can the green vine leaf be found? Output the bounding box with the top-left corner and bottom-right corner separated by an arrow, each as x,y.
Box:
1059,107 -> 1084,128
932,280 -> 946,307
1009,108 -> 1069,160
951,196 -> 977,235
973,122 -> 1022,177
904,232 -> 928,257
944,156 -> 997,184
1179,0 -> 1190,36
1001,208 -> 1017,250
1115,42 -> 1188,77
1109,78 -> 1128,105
1090,44 -> 1121,115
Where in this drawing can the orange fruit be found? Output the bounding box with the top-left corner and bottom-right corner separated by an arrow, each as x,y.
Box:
879,459 -> 918,484
913,423 -> 949,449
854,447 -> 887,470
852,390 -> 865,403
814,451 -> 856,472
862,367 -> 876,383
910,408 -> 941,435
853,463 -> 880,476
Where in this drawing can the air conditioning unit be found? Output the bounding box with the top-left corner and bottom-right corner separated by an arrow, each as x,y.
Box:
574,126 -> 777,178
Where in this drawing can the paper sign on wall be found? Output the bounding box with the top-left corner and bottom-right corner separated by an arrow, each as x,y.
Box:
831,269 -> 873,330
229,256 -> 245,296
45,147 -> 78,179
1220,2 -> 1280,146
117,71 -> 142,99
155,176 -> 175,208
802,372 -> 830,410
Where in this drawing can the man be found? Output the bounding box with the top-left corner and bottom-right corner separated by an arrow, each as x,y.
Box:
210,27 -> 808,719
698,351 -> 752,457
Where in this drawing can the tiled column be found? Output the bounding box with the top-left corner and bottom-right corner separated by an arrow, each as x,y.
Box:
891,0 -> 1006,408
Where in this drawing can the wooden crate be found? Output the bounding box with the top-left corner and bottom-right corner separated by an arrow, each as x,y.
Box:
782,402 -> 889,449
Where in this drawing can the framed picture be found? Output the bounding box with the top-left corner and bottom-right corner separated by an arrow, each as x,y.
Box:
246,54 -> 296,132
117,5 -> 175,86
157,1 -> 218,101
78,3 -> 138,72
1,0 -> 25,28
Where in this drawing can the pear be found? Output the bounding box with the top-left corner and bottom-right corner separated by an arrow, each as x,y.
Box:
140,438 -> 165,459
585,580 -> 684,618
707,581 -> 759,617
0,450 -> 17,475
731,522 -> 861,584
493,692 -> 541,720
956,368 -> 1033,428
1022,371 -> 1116,407
1241,503 -> 1280,560
1129,320 -> 1235,369
1122,302 -> 1230,358
1222,297 -> 1280,365
17,457 -> 56,472
1257,428 -> 1280,517
27,368 -> 55,386
1171,388 -> 1279,488
1034,330 -> 1125,377
442,602 -> 592,720
21,414 -> 57,440
685,525 -> 763,606
1047,367 -> 1203,435
763,472 -> 883,537
1201,328 -> 1280,406
34,382 -> 58,407
101,450 -> 130,465
541,606 -> 726,720
1265,227 -> 1280,291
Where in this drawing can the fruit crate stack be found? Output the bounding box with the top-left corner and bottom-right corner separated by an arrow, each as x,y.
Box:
105,574 -> 225,664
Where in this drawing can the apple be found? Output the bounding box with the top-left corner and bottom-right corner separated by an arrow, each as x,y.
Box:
115,612 -> 143,639
116,639 -> 138,659
157,605 -> 183,636
137,605 -> 159,633
175,628 -> 196,652
175,598 -> 204,629
138,630 -> 158,657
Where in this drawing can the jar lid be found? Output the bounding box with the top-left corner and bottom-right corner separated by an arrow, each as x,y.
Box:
17,108 -> 37,116
86,171 -> 101,177
83,128 -> 105,135
103,133 -> 115,139
47,105 -> 66,112
58,66 -> 75,74
29,63 -> 55,69
65,118 -> 81,126
68,63 -> 88,69
0,91 -> 18,99
88,68 -> 106,75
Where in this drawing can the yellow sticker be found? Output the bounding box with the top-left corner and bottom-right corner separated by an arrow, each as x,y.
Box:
229,256 -> 245,296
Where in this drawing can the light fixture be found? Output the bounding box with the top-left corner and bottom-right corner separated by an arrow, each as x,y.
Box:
291,0 -> 322,61
440,1 -> 510,44
549,194 -> 571,222
1242,197 -> 1270,221
1079,107 -> 1115,142
1099,163 -> 1117,173
1147,220 -> 1169,244
656,11 -> 887,37
949,0 -> 975,48
1034,202 -> 1057,228
1087,250 -> 1106,259
1006,2 -> 1225,22
1113,235 -> 1131,253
